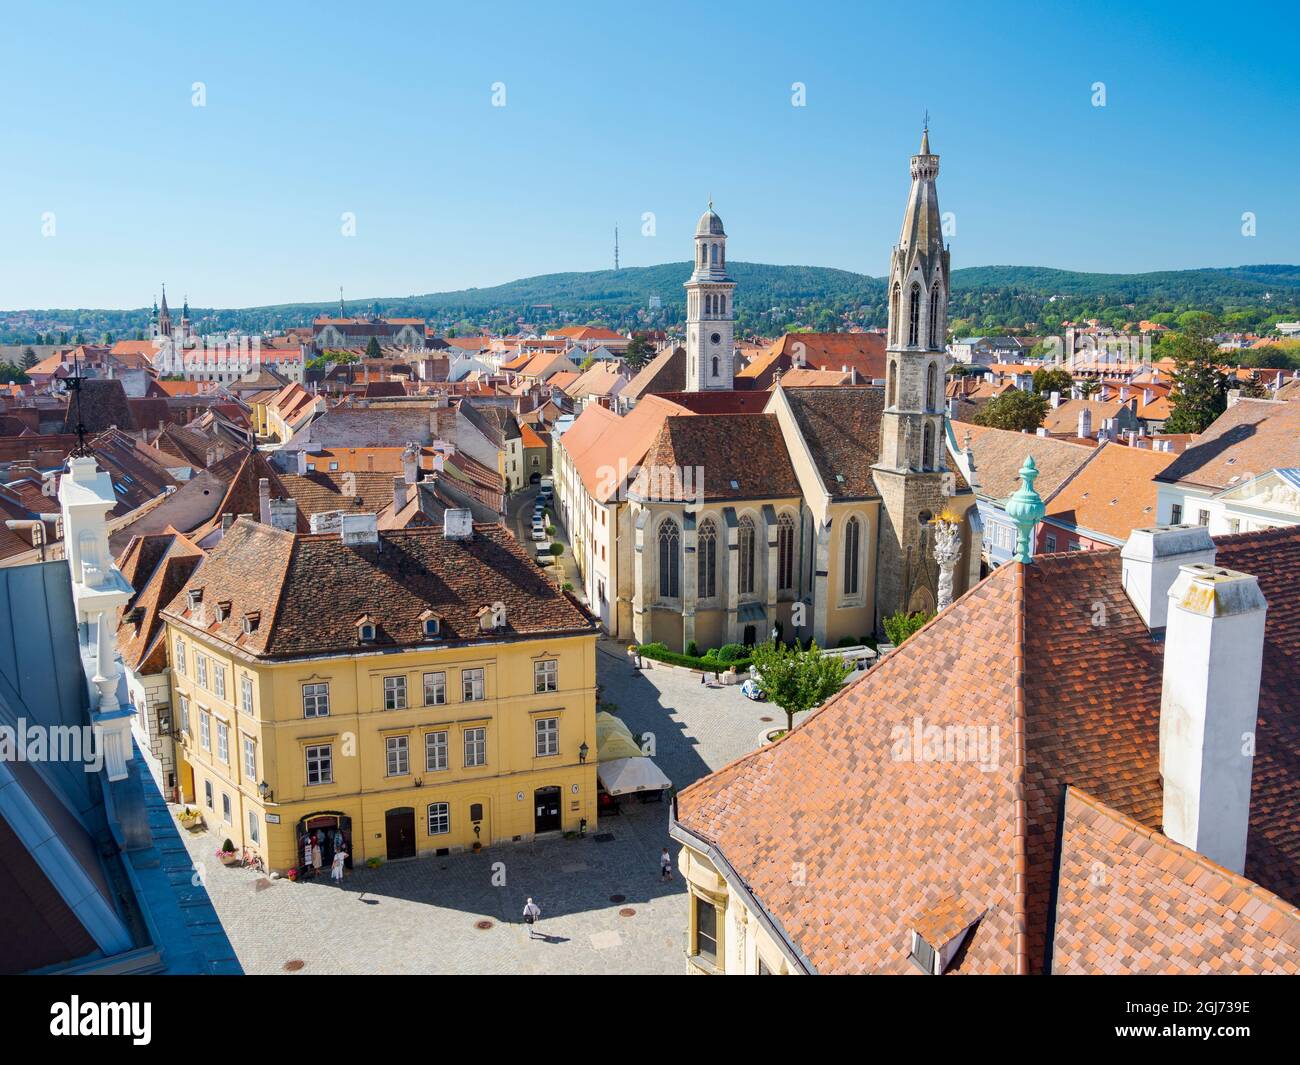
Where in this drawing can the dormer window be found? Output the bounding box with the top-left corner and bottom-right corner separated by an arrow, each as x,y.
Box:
355,614 -> 377,643
908,895 -> 983,975
242,611 -> 260,635
420,610 -> 441,639
187,588 -> 203,610
477,604 -> 503,633
214,601 -> 231,623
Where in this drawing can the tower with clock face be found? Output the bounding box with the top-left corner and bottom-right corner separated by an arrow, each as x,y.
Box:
684,203 -> 735,391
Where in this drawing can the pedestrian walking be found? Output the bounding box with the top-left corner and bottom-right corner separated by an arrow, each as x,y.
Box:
331,847 -> 347,885
522,897 -> 542,938
660,848 -> 673,881
311,837 -> 323,877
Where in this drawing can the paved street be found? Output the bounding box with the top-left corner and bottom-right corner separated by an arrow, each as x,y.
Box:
177,638 -> 775,974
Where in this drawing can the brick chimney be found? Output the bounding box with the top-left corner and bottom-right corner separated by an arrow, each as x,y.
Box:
1159,563 -> 1267,874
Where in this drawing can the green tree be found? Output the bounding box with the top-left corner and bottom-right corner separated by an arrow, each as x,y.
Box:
883,609 -> 934,647
1032,367 -> 1074,396
970,389 -> 1049,432
20,347 -> 38,370
1077,378 -> 1100,399
0,364 -> 30,384
747,640 -> 850,734
1163,329 -> 1229,434
365,336 -> 383,359
623,333 -> 653,371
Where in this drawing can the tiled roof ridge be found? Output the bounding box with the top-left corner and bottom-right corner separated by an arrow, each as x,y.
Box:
1064,785 -> 1300,928
1009,559 -> 1030,975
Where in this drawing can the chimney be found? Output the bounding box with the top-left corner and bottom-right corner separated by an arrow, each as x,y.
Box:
1227,388 -> 1241,407
1159,564 -> 1267,874
444,507 -> 474,540
402,443 -> 419,484
1119,384 -> 1131,401
1077,407 -> 1092,439
1050,390 -> 1061,409
268,498 -> 297,532
393,475 -> 408,512
1035,427 -> 1047,437
340,512 -> 379,546
1120,524 -> 1216,629
258,477 -> 272,524
296,448 -> 309,475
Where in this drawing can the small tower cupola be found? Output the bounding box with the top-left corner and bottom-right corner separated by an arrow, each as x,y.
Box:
683,200 -> 736,392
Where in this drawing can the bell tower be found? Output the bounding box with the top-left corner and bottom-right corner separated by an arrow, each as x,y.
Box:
684,203 -> 735,391
872,126 -> 955,622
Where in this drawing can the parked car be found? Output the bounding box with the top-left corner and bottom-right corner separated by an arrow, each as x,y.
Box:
532,529 -> 548,543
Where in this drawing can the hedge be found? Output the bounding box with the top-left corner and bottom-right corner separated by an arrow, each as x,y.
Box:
635,641 -> 753,674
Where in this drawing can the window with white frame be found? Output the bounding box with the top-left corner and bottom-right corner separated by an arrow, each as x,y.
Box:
248,810 -> 260,844
242,735 -> 256,778
179,694 -> 190,736
464,726 -> 486,767
213,665 -> 226,701
240,675 -> 253,715
534,659 -> 558,693
386,735 -> 409,776
221,792 -> 231,823
535,716 -> 559,757
195,653 -> 208,690
305,744 -> 333,786
199,710 -> 211,751
425,730 -> 448,772
384,675 -> 408,711
174,637 -> 186,675
462,668 -> 485,702
302,682 -> 330,718
215,720 -> 229,763
427,802 -> 450,835
204,779 -> 213,809
423,672 -> 446,706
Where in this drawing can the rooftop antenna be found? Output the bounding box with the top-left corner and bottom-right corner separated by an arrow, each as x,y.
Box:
339,286 -> 346,318
67,348 -> 93,457
614,225 -> 619,272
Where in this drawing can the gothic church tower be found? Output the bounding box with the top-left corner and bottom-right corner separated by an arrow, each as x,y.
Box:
684,203 -> 735,391
872,127 -> 955,621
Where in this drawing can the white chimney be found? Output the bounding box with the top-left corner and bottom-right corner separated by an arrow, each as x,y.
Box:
1159,563 -> 1267,874
258,477 -> 272,524
1036,427 -> 1047,437
340,512 -> 379,546
393,475 -> 408,512
1077,407 -> 1092,439
1121,524 -> 1216,629
444,508 -> 473,540
1050,390 -> 1061,409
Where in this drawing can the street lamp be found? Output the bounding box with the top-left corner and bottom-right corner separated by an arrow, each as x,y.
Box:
258,779 -> 274,803
578,741 -> 589,764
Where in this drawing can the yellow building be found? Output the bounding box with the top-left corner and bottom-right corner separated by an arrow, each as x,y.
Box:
162,512 -> 598,873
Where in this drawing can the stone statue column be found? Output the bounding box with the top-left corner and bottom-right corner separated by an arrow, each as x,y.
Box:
931,514 -> 962,612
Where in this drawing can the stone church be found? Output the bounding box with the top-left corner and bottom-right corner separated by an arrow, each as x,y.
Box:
554,130 -> 981,652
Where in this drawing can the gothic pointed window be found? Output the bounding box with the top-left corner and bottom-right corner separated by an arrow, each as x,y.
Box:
738,516 -> 756,596
890,284 -> 901,346
929,283 -> 942,348
698,519 -> 718,598
777,514 -> 795,593
887,360 -> 897,408
923,422 -> 935,471
658,517 -> 680,598
908,285 -> 921,347
711,355 -> 719,377
926,361 -> 938,411
843,516 -> 861,596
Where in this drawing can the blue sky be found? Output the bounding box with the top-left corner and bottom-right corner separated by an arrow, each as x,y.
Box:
1,0 -> 1295,309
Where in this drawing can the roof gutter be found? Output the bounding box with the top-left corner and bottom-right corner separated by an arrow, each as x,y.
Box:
669,795 -> 817,975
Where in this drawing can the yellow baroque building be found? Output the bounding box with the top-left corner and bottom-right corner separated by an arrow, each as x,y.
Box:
162,513 -> 598,873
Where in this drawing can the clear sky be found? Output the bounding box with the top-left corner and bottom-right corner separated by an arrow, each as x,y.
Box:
1,0 -> 1295,309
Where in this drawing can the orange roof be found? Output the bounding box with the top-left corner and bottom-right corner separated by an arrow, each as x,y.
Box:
519,424 -> 548,449
561,394 -> 689,503
1042,441 -> 1173,541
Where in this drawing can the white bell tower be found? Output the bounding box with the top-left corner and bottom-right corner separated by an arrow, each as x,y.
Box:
684,203 -> 735,391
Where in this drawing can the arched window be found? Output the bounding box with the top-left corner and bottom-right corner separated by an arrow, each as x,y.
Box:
887,360 -> 897,408
738,516 -> 756,596
711,355 -> 719,377
711,243 -> 718,265
843,516 -> 861,596
658,518 -> 680,598
890,284 -> 901,346
777,514 -> 795,592
923,422 -> 935,470
929,283 -> 941,348
908,285 -> 921,347
697,519 -> 718,598
926,361 -> 937,411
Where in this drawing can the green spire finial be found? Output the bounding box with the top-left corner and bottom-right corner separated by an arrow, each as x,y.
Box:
1005,455 -> 1045,564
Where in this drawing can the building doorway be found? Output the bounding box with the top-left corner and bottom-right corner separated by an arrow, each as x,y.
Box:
742,624 -> 757,646
179,759 -> 195,805
385,807 -> 416,860
298,813 -> 353,873
533,787 -> 561,834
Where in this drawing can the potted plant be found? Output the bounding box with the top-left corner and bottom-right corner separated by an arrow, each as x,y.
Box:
217,839 -> 238,866
366,856 -> 382,869
177,806 -> 203,830
471,840 -> 482,853
286,867 -> 299,882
